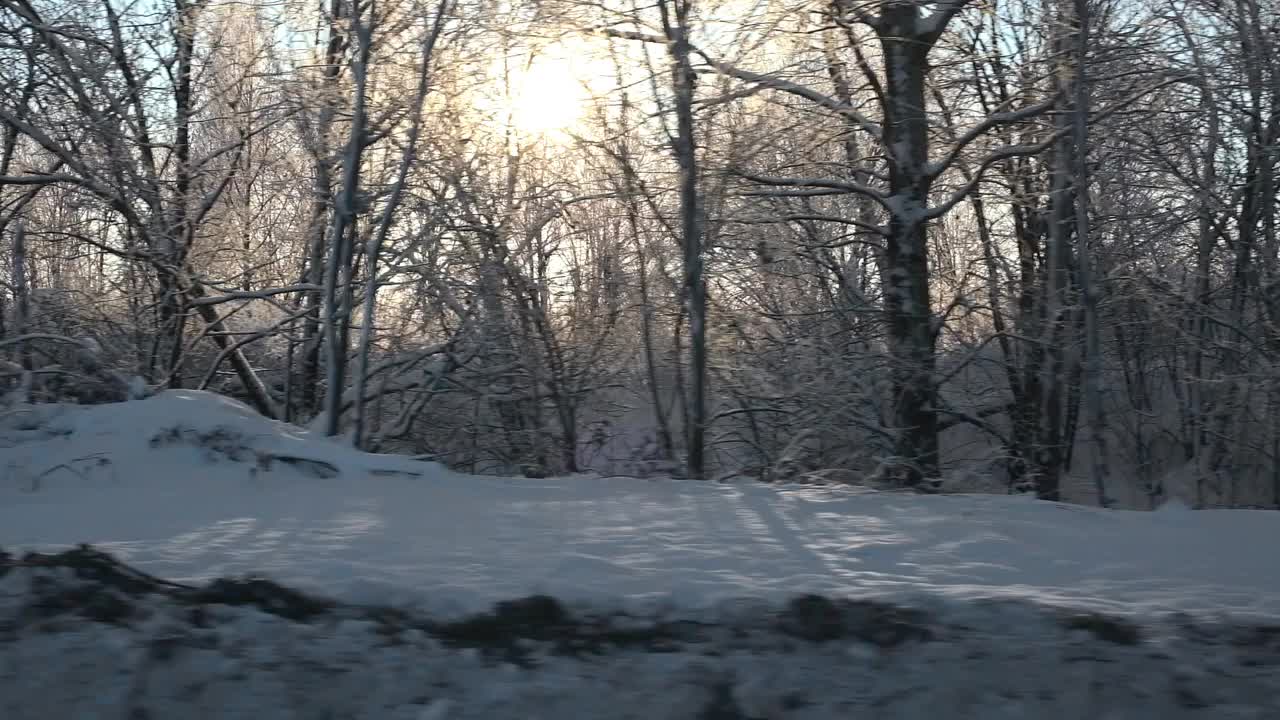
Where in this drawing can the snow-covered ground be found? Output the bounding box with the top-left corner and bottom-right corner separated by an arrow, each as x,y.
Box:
2,390 -> 1276,619
2,391 -> 1279,718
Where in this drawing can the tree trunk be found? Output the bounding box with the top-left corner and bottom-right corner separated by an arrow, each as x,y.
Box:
11,219 -> 30,378
1036,134 -> 1075,501
163,0 -> 200,388
298,0 -> 347,420
879,7 -> 939,484
352,0 -> 445,448
1068,0 -> 1108,505
321,11 -> 372,438
661,0 -> 708,479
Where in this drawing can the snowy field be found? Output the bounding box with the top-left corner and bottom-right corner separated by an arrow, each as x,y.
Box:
2,391 -> 1280,718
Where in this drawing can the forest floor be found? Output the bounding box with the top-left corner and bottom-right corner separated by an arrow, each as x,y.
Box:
1,391 -> 1279,718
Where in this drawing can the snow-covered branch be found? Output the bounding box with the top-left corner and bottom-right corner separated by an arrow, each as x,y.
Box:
735,172 -> 889,204
189,285 -> 324,307
727,213 -> 887,237
925,139 -> 1059,220
599,25 -> 882,139
0,333 -> 95,350
0,173 -> 85,186
927,74 -> 1192,220
924,94 -> 1061,180
693,56 -> 883,140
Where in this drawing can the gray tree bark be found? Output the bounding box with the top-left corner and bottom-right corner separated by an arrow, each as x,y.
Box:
659,0 -> 708,479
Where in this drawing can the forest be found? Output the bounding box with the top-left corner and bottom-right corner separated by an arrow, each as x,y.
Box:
1,0 -> 1277,509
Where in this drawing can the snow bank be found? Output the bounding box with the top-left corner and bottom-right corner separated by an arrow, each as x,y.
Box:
0,390 -> 435,486
2,547 -> 1279,720
3,392 -> 1280,717
2,390 -> 1278,620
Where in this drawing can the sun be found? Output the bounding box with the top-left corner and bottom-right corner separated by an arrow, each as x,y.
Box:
507,55 -> 592,137
483,38 -> 617,141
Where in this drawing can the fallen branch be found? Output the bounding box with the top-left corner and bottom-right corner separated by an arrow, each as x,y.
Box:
25,454 -> 114,492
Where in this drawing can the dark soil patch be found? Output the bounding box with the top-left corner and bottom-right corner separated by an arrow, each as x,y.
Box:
5,545 -> 330,623
698,682 -> 748,720
1060,613 -> 1142,646
189,577 -> 333,621
778,594 -> 934,647
428,595 -> 719,664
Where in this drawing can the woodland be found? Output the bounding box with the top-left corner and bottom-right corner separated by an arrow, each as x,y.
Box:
1,0 -> 1277,508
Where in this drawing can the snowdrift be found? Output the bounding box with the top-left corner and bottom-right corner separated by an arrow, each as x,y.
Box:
4,391 -> 1280,718
2,389 -> 1279,619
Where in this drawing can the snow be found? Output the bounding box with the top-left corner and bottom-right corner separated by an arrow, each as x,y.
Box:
2,560 -> 1279,719
1,390 -> 1278,619
2,391 -> 1280,717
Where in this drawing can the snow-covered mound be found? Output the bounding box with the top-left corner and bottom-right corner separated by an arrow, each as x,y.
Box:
0,390 -> 434,485
2,390 -> 1278,619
